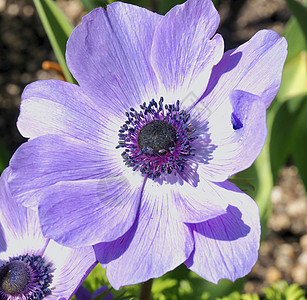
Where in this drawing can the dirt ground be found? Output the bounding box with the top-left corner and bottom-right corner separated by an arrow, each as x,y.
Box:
0,0 -> 306,298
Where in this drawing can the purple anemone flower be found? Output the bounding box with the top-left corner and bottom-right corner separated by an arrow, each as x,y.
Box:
0,168 -> 97,299
8,0 -> 287,290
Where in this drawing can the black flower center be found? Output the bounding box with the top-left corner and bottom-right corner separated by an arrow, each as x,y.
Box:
0,261 -> 30,295
137,120 -> 176,155
0,254 -> 53,300
116,98 -> 199,180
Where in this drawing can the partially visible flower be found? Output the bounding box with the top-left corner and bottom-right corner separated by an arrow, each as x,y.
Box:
0,168 -> 97,299
8,0 -> 287,290
75,285 -> 113,300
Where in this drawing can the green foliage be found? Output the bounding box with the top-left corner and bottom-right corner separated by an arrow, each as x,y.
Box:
269,0 -> 307,191
216,281 -> 306,300
78,0 -> 109,11
263,281 -> 306,300
217,291 -> 259,300
285,0 -> 307,40
0,141 -> 10,173
270,96 -> 307,187
33,0 -> 76,83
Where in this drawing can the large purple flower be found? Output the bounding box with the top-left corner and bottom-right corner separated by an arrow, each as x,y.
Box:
0,168 -> 97,299
8,0 -> 287,289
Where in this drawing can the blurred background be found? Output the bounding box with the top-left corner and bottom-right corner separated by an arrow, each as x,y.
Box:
0,0 -> 306,298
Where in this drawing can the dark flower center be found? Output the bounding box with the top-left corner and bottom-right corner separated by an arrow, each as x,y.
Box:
0,261 -> 30,295
116,98 -> 198,180
137,120 -> 176,155
0,254 -> 53,300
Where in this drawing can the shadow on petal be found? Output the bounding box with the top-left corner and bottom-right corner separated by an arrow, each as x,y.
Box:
0,224 -> 7,253
202,51 -> 243,98
193,205 -> 250,241
94,215 -> 139,265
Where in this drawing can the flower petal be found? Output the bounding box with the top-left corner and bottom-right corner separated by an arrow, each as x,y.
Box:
151,0 -> 224,106
66,3 -> 162,113
75,286 -> 91,300
185,181 -> 260,283
44,240 -> 96,299
8,134 -> 124,208
201,29 -> 287,112
38,175 -> 143,247
19,80 -> 121,141
94,181 -> 194,289
161,174 -> 229,223
199,90 -> 267,181
0,168 -> 46,258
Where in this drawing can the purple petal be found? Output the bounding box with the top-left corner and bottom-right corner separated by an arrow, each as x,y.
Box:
94,182 -> 194,289
185,181 -> 260,283
92,287 -> 113,300
38,174 -> 144,247
167,174 -> 229,223
151,0 -> 223,106
199,90 -> 267,181
8,134 -> 123,208
202,29 -> 287,111
19,80 -> 121,141
75,286 -> 91,300
0,168 -> 46,256
44,240 -> 96,299
66,4 -> 162,114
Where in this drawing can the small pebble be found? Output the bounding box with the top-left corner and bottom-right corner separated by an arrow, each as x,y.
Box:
269,214 -> 291,231
271,186 -> 284,205
298,251 -> 307,267
286,197 -> 307,218
266,266 -> 282,283
291,265 -> 307,285
300,234 -> 307,251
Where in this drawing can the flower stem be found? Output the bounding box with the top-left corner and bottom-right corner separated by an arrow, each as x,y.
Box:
139,278 -> 153,300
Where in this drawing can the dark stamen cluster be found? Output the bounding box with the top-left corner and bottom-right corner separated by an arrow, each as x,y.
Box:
116,97 -> 198,179
0,254 -> 53,300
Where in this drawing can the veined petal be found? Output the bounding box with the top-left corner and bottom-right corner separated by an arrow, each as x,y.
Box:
38,175 -> 144,247
94,181 -> 194,289
19,80 -> 121,141
44,241 -> 96,299
185,181 -> 260,283
0,168 -> 46,258
151,0 -> 224,106
200,90 -> 267,181
202,29 -> 287,112
66,3 -> 163,114
8,134 -> 124,208
0,168 -> 96,300
155,174 -> 229,223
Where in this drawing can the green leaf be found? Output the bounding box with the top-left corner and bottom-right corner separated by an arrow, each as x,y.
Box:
263,280 -> 306,300
78,0 -> 108,11
286,0 -> 307,40
0,141 -> 10,173
283,17 -> 306,63
291,99 -> 307,189
278,51 -> 307,102
278,12 -> 307,102
33,0 -> 76,83
270,96 -> 307,187
157,0 -> 186,14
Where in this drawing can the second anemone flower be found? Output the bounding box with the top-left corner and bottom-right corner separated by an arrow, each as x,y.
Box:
0,168 -> 97,299
8,0 -> 287,289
